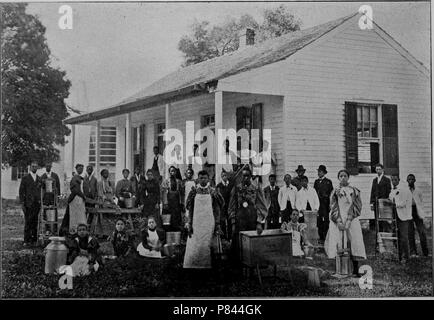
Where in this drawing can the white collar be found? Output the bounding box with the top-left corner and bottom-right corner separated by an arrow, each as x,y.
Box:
378,174 -> 384,182
46,171 -> 52,177
30,172 -> 37,180
87,171 -> 95,179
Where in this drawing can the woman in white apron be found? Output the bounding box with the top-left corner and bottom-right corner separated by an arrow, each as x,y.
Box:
68,165 -> 87,235
325,169 -> 366,275
183,170 -> 224,269
137,216 -> 165,258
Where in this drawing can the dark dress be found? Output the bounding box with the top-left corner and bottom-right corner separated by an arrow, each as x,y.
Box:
314,177 -> 334,241
228,183 -> 268,262
370,175 -> 392,231
264,185 -> 281,229
111,230 -> 134,257
66,234 -> 101,265
216,181 -> 233,239
162,177 -> 184,231
142,179 -> 161,220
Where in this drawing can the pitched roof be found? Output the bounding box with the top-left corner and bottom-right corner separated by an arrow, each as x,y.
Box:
64,12 -> 363,124
120,13 -> 357,106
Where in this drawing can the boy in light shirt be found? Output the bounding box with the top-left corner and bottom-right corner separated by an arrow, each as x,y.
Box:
295,176 -> 319,223
389,175 -> 412,263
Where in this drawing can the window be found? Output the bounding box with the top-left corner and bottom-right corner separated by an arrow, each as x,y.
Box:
11,166 -> 28,180
88,125 -> 116,170
345,102 -> 399,175
356,104 -> 380,173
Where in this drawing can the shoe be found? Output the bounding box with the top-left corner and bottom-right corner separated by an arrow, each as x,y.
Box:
23,242 -> 30,247
410,254 -> 418,258
400,259 -> 407,265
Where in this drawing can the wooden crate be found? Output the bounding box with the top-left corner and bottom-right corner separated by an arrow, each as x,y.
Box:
239,229 -> 292,267
378,199 -> 394,219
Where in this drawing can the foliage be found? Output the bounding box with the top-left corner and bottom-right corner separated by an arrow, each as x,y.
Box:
1,3 -> 71,167
177,5 -> 301,66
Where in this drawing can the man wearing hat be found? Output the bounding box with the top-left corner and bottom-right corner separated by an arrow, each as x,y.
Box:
314,165 -> 334,244
291,165 -> 307,191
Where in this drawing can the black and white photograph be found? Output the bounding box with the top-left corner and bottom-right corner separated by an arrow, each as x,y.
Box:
1,0 -> 432,299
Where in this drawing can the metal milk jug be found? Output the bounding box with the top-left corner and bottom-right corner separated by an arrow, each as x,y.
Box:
335,231 -> 351,275
44,236 -> 68,274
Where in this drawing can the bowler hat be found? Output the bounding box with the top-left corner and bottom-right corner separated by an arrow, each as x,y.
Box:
295,165 -> 306,173
317,165 -> 328,174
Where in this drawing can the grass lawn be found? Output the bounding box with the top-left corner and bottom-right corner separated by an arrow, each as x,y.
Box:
1,205 -> 432,298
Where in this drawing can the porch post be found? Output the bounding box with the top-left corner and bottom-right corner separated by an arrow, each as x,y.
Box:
71,124 -> 75,175
164,103 -> 171,180
215,91 -> 223,184
125,113 -> 132,171
95,121 -> 101,177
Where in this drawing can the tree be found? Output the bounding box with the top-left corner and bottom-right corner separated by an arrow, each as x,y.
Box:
178,5 -> 302,66
1,3 -> 71,168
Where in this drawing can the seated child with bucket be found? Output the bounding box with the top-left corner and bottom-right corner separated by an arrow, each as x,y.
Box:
281,209 -> 312,258
110,218 -> 134,258
137,216 -> 166,258
66,223 -> 102,276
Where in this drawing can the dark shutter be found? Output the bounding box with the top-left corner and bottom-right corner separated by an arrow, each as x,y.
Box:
382,104 -> 399,176
140,124 -> 146,172
236,106 -> 250,152
345,102 -> 359,175
251,103 -> 263,152
11,166 -> 18,181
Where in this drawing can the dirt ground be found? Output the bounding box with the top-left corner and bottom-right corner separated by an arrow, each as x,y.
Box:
1,203 -> 432,298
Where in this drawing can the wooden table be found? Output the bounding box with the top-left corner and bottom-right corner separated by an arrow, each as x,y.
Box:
87,207 -> 143,237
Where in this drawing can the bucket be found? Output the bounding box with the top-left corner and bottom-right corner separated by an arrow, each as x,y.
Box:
124,197 -> 135,209
336,250 -> 351,275
46,209 -> 56,222
162,214 -> 171,226
166,231 -> 181,245
44,236 -> 68,274
163,244 -> 176,257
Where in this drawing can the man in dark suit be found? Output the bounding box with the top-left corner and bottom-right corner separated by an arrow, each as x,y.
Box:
41,163 -> 61,206
83,165 -> 98,202
130,166 -> 145,207
314,165 -> 334,244
19,161 -> 42,246
263,174 -> 280,229
291,165 -> 307,191
370,163 -> 392,231
216,170 -> 234,240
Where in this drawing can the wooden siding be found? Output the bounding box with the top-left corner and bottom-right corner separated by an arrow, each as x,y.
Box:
219,17 -> 431,218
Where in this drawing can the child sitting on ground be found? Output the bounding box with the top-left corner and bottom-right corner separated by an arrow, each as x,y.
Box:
281,209 -> 312,258
137,216 -> 166,258
110,218 -> 134,258
66,223 -> 102,276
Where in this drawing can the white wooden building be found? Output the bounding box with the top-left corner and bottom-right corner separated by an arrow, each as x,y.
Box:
64,13 -> 431,219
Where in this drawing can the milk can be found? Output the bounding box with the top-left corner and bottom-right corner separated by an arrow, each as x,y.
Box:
44,236 -> 68,274
335,231 -> 351,275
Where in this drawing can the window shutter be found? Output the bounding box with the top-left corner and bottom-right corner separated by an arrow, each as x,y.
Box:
382,104 -> 399,176
251,103 -> 263,152
11,166 -> 18,181
345,102 -> 358,175
140,124 -> 146,172
236,106 -> 250,152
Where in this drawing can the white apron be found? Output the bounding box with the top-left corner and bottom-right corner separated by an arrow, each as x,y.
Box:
183,193 -> 215,268
325,186 -> 366,259
137,229 -> 162,258
69,196 -> 87,234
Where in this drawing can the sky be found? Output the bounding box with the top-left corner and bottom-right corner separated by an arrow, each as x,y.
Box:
26,1 -> 431,114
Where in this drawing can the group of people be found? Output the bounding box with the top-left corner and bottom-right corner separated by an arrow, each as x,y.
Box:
18,150 -> 429,277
